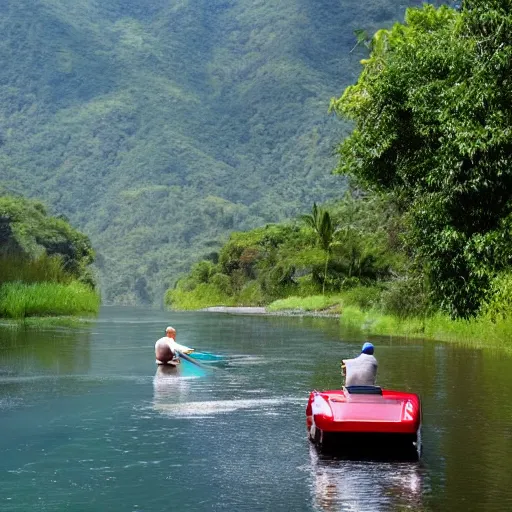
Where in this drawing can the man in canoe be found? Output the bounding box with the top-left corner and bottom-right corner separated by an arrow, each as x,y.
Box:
341,342 -> 378,387
154,326 -> 194,365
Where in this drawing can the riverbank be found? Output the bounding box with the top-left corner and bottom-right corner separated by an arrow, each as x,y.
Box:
336,306 -> 512,351
199,306 -> 268,315
0,316 -> 88,329
0,282 -> 100,320
199,297 -> 512,351
199,305 -> 339,317
198,295 -> 345,317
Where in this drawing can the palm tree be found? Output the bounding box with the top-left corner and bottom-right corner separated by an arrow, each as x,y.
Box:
301,203 -> 335,295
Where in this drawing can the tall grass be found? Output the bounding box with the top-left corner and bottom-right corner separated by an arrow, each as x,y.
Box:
267,287 -> 382,313
0,254 -> 71,284
267,289 -> 512,350
0,282 -> 100,319
0,316 -> 85,329
339,307 -> 512,351
267,295 -> 344,312
166,283 -> 235,310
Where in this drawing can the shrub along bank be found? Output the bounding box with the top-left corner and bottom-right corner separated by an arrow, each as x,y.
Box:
0,281 -> 100,320
267,284 -> 512,351
0,195 -> 100,319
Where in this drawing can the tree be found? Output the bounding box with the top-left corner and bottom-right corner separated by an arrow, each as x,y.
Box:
330,2 -> 512,318
0,195 -> 96,287
301,203 -> 335,295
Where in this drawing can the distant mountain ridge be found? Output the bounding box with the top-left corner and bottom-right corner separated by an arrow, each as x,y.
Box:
0,0 -> 438,304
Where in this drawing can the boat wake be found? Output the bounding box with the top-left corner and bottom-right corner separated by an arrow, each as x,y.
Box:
153,397 -> 302,418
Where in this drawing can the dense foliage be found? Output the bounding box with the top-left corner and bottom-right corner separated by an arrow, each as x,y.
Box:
0,0 -> 441,304
0,195 -> 96,286
0,194 -> 99,317
167,193 -> 402,309
330,1 -> 512,318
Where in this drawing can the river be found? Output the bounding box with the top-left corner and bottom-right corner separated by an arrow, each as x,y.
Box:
1,306 -> 511,511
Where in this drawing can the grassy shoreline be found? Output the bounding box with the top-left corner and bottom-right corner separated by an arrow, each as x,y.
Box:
267,295 -> 512,351
0,282 -> 100,321
0,316 -> 91,329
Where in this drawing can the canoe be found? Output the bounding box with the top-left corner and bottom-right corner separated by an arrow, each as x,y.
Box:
306,386 -> 422,458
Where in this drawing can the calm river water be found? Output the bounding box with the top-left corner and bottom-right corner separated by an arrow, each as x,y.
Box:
1,306 -> 512,511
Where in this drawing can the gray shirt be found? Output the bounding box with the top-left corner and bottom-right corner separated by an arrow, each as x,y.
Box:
344,353 -> 378,387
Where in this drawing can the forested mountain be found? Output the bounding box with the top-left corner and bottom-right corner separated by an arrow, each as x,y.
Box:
0,0 -> 437,304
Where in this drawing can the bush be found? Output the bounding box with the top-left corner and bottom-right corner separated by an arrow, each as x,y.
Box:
190,260 -> 217,284
0,254 -> 72,284
380,276 -> 431,319
481,272 -> 512,322
211,273 -> 232,295
341,286 -> 382,311
237,281 -> 263,305
166,282 -> 233,310
296,275 -> 321,297
0,195 -> 96,286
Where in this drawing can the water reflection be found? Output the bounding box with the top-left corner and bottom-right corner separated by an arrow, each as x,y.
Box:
152,362 -> 291,418
0,326 -> 91,375
309,445 -> 429,512
152,364 -> 192,403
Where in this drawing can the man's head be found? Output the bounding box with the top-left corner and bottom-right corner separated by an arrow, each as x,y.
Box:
165,326 -> 176,339
361,342 -> 374,355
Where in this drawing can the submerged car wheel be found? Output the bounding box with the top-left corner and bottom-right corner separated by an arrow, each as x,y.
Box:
414,426 -> 422,458
308,423 -> 316,443
309,421 -> 323,447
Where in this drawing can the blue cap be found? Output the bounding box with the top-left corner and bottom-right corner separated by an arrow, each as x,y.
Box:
361,342 -> 374,355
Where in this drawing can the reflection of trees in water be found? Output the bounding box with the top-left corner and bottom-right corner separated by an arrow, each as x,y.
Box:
429,346 -> 512,511
309,445 -> 428,512
0,326 -> 92,374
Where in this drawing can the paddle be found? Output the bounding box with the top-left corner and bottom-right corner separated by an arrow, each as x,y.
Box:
176,350 -> 214,370
188,352 -> 225,362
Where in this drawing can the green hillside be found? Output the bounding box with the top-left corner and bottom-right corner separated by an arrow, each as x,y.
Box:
0,0 -> 440,304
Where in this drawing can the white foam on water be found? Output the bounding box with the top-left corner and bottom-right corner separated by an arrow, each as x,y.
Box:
227,355 -> 267,366
153,396 -> 302,417
0,397 -> 23,410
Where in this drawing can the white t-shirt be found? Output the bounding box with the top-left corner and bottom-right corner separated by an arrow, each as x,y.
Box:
344,353 -> 378,387
154,337 -> 193,355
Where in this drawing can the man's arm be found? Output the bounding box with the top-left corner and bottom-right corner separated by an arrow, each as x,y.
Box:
340,359 -> 347,376
173,341 -> 195,354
